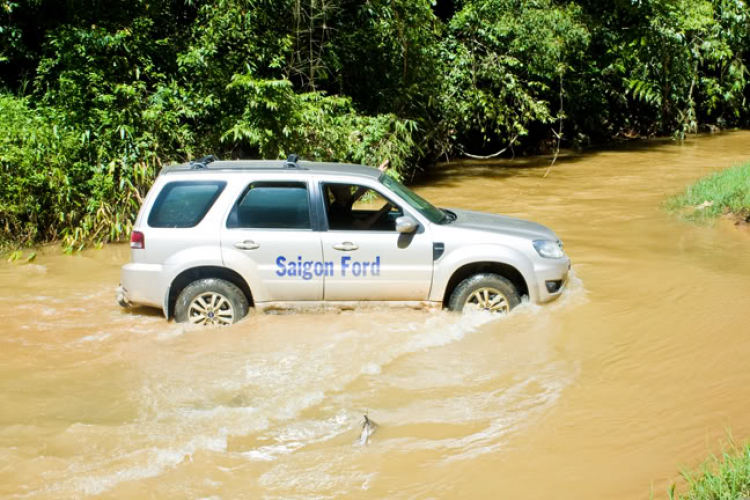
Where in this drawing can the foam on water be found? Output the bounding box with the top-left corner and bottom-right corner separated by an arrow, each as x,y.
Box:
68,434 -> 229,496
25,309 -> 510,496
4,272 -> 587,498
77,331 -> 112,343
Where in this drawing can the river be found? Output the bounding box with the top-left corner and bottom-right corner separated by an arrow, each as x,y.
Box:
1,131 -> 749,499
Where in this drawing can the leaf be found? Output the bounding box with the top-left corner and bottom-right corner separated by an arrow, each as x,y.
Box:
7,250 -> 21,263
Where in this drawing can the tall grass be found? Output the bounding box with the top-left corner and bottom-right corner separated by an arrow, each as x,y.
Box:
666,162 -> 750,223
668,443 -> 750,500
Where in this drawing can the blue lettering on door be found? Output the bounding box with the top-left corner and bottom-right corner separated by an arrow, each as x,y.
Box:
276,255 -> 381,280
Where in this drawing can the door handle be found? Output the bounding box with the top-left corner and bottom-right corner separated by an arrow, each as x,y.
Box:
234,240 -> 260,250
332,242 -> 359,251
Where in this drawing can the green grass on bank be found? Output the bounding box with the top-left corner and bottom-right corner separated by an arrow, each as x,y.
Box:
666,162 -> 750,223
667,443 -> 750,500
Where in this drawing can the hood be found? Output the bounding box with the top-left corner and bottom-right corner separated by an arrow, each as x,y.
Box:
445,208 -> 558,241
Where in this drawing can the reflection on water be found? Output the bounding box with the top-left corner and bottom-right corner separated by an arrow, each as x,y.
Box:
1,131 -> 750,499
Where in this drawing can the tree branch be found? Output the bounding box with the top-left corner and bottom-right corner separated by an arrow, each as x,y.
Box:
544,70 -> 564,179
461,134 -> 519,159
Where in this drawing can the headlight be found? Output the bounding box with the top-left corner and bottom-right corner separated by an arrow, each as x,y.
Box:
533,240 -> 564,259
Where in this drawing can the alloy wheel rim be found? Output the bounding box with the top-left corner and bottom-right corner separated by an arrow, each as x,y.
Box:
464,287 -> 509,313
188,292 -> 235,325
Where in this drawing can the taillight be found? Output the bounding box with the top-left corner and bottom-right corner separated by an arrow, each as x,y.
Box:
130,230 -> 145,249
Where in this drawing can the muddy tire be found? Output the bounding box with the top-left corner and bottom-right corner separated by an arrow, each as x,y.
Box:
447,273 -> 521,314
175,278 -> 249,325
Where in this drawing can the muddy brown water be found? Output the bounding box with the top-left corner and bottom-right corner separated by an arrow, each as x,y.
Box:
2,132 -> 750,499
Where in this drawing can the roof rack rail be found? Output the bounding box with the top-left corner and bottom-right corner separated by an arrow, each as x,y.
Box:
285,154 -> 302,169
190,155 -> 219,170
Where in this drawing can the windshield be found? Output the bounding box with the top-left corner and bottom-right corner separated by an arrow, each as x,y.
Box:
381,175 -> 446,224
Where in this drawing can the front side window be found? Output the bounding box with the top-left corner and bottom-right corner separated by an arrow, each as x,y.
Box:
148,181 -> 226,228
227,182 -> 311,230
323,182 -> 402,231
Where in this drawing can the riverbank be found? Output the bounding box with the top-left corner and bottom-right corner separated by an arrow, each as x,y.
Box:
668,443 -> 750,500
666,161 -> 750,228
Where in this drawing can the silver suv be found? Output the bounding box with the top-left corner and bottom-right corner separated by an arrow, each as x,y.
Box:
117,155 -> 570,325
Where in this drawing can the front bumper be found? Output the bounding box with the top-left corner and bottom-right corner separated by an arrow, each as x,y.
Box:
533,256 -> 571,303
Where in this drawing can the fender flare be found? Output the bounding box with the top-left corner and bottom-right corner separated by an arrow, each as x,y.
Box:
429,244 -> 538,303
158,245 -> 229,318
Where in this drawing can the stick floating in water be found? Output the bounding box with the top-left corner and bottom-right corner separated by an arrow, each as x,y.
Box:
359,414 -> 378,446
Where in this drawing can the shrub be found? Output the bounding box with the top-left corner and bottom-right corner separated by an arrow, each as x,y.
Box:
0,94 -> 88,245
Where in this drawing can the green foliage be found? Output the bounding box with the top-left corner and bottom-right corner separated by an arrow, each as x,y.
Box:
5,249 -> 35,263
591,0 -> 749,137
0,1 -> 20,63
333,0 -> 443,116
0,0 -> 42,66
439,0 -> 589,153
223,76 -> 417,177
665,161 -> 750,222
668,442 -> 750,500
0,92 -> 156,250
0,0 -> 748,249
0,94 -> 87,245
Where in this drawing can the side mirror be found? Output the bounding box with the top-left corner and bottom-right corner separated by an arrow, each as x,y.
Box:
396,215 -> 419,234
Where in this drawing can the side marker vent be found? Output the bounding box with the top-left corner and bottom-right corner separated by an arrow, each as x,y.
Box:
433,242 -> 445,261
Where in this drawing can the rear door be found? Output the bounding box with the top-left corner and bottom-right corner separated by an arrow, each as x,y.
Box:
220,180 -> 324,303
318,180 -> 434,301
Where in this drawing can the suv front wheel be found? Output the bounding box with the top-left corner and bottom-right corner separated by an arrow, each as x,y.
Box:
448,273 -> 521,314
175,278 -> 249,325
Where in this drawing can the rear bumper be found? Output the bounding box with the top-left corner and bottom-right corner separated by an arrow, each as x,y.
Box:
533,257 -> 571,304
119,262 -> 163,308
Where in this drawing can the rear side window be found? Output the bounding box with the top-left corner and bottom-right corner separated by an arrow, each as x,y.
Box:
148,181 -> 226,228
227,182 -> 311,230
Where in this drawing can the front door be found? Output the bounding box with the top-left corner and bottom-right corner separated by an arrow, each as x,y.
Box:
220,180 -> 323,303
319,181 -> 434,302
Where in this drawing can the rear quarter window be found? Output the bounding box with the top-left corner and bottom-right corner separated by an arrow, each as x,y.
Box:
148,181 -> 226,228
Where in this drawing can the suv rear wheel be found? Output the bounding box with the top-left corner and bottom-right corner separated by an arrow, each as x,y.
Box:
175,278 -> 249,325
448,273 -> 521,314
